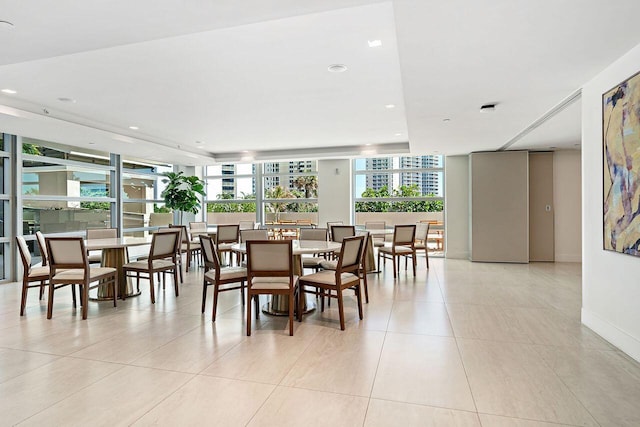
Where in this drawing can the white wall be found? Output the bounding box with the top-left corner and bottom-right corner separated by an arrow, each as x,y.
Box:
318,159 -> 352,228
553,150 -> 582,262
444,155 -> 470,259
582,42 -> 640,362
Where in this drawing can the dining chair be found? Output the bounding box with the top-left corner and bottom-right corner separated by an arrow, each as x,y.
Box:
35,231 -> 49,266
189,221 -> 208,240
365,221 -> 386,248
378,224 -> 417,278
200,235 -> 247,321
170,224 -> 201,271
46,237 -> 118,319
155,227 -> 184,283
16,236 -> 50,315
216,224 -> 240,266
299,227 -> 328,272
330,225 -> 355,243
246,240 -> 297,336
240,229 -> 269,242
86,227 -> 118,264
299,235 -> 365,330
414,222 -> 430,269
122,230 -> 180,304
320,231 -> 370,303
326,221 -> 343,241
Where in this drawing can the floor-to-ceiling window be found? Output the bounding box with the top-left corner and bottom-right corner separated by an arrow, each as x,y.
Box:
21,138 -> 115,237
262,160 -> 318,224
353,155 -> 445,254
0,133 -> 9,280
122,159 -> 173,236
204,163 -> 257,224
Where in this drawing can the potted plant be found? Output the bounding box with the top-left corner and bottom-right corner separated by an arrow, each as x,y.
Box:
160,171 -> 206,225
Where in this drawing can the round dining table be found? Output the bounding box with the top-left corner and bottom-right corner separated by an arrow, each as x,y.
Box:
231,239 -> 341,316
85,236 -> 153,299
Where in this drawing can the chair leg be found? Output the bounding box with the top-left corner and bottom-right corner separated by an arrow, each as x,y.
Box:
246,293 -> 252,336
362,272 -> 369,304
186,251 -> 190,273
288,291 -> 294,336
47,284 -> 55,319
39,283 -> 45,300
425,249 -> 430,269
20,278 -> 29,316
241,281 -> 245,306
113,276 -> 118,307
149,272 -> 156,304
201,280 -> 208,313
412,253 -> 416,276
212,285 -> 219,322
82,286 -> 89,320
337,289 -> 345,331
71,284 -> 77,308
254,295 -> 260,320
356,284 -> 364,320
298,283 -> 304,322
173,268 -> 179,297
392,254 -> 397,279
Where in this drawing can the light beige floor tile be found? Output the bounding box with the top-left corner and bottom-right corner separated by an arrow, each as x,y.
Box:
201,333 -> 313,384
131,375 -> 274,426
0,357 -> 122,426
458,339 -> 598,426
130,319 -> 246,373
18,365 -> 193,427
392,273 -> 445,303
447,304 -> 532,343
247,386 -> 368,427
281,329 -> 385,396
69,313 -> 204,363
535,345 -> 640,427
371,333 -> 476,411
387,300 -> 453,336
0,348 -> 59,384
479,413 -> 582,426
365,399 -> 481,426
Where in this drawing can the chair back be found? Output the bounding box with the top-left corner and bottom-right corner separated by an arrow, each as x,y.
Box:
169,224 -> 190,244
415,222 -> 429,241
247,240 -> 293,278
189,221 -> 207,233
357,231 -> 370,271
326,221 -> 343,240
239,221 -> 255,230
299,227 -> 327,241
365,221 -> 386,230
35,231 -> 48,266
46,237 -> 89,274
393,225 -> 416,246
150,230 -> 180,260
16,236 -> 32,274
331,225 -> 356,243
336,235 -> 365,274
240,229 -> 269,242
199,235 -> 222,271
217,224 -> 240,243
86,228 -> 117,239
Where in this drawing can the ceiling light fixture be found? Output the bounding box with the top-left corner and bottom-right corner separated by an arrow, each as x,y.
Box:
368,39 -> 382,48
328,64 -> 348,73
1,88 -> 17,94
480,103 -> 497,113
0,20 -> 14,29
395,132 -> 403,136
443,118 -> 451,122
57,97 -> 76,103
195,140 -> 203,144
128,126 -> 139,130
385,104 -> 396,109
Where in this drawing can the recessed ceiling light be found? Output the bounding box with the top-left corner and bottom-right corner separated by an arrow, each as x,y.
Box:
57,97 -> 76,103
368,39 -> 382,48
129,126 -> 139,130
394,132 -> 403,136
0,20 -> 14,30
88,142 -> 95,145
1,89 -> 17,94
385,104 -> 396,109
442,118 -> 451,122
195,140 -> 203,144
328,64 -> 348,73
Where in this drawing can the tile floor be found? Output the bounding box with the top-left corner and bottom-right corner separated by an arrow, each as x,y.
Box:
1,258 -> 640,426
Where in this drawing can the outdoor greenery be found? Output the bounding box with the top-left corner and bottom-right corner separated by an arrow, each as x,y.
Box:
207,192 -> 256,213
161,171 -> 206,224
79,188 -> 111,210
22,143 -> 43,155
154,204 -> 172,213
355,184 -> 443,212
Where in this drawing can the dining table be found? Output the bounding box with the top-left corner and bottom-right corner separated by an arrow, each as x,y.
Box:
356,227 -> 394,273
231,239 -> 341,316
85,236 -> 153,299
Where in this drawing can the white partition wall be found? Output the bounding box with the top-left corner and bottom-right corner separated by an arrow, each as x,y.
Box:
318,159 -> 352,227
582,41 -> 640,362
444,155 -> 470,259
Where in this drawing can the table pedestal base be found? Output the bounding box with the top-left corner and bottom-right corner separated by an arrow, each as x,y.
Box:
262,297 -> 316,316
94,247 -> 139,300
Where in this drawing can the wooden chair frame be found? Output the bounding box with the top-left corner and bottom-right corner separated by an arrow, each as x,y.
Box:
16,236 -> 50,316
378,224 -> 417,278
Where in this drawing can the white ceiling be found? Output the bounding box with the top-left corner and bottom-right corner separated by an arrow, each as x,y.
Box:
1,0 -> 640,165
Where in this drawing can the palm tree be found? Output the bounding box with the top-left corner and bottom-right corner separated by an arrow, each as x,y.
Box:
293,175 -> 318,198
265,185 -> 294,222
